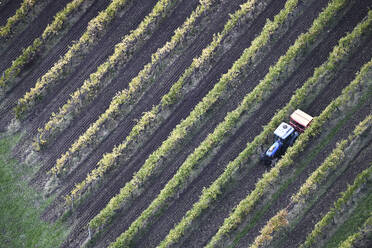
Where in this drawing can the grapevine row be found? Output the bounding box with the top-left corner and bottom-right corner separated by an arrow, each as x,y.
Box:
0,0 -> 93,94
26,0 -> 184,150
12,0 -> 134,118
48,0 -> 219,175
88,0 -> 310,231
0,0 -> 38,38
64,0 -> 305,206
157,0 -> 361,246
36,0 -> 220,152
205,56 -> 372,248
300,165 -> 372,248
63,0 -> 275,204
49,0 -> 280,180
249,114 -> 372,248
106,0 -> 326,246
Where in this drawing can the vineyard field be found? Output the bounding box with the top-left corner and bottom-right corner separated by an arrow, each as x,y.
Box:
0,0 -> 371,247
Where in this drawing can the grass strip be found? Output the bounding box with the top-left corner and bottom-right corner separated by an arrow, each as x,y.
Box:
324,193 -> 372,248
292,117 -> 372,203
12,0 -> 134,118
0,134 -> 68,247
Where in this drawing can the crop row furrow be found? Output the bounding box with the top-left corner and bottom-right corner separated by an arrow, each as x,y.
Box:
12,0 -> 135,118
300,164 -> 372,248
205,54 -> 372,248
87,0 -> 312,233
0,0 -> 96,96
248,114 -> 372,248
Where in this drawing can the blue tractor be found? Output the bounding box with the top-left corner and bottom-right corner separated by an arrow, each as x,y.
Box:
261,109 -> 313,166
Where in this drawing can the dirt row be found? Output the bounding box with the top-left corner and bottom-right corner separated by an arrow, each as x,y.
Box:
176,1 -> 372,246
0,0 -> 22,27
235,37 -> 372,247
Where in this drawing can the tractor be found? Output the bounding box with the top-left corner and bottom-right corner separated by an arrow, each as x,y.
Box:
261,109 -> 313,166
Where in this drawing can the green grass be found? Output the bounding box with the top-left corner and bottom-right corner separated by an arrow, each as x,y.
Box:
324,186 -> 372,248
0,134 -> 68,247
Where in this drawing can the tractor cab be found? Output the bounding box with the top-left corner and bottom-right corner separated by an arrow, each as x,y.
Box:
265,122 -> 298,159
261,109 -> 312,166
